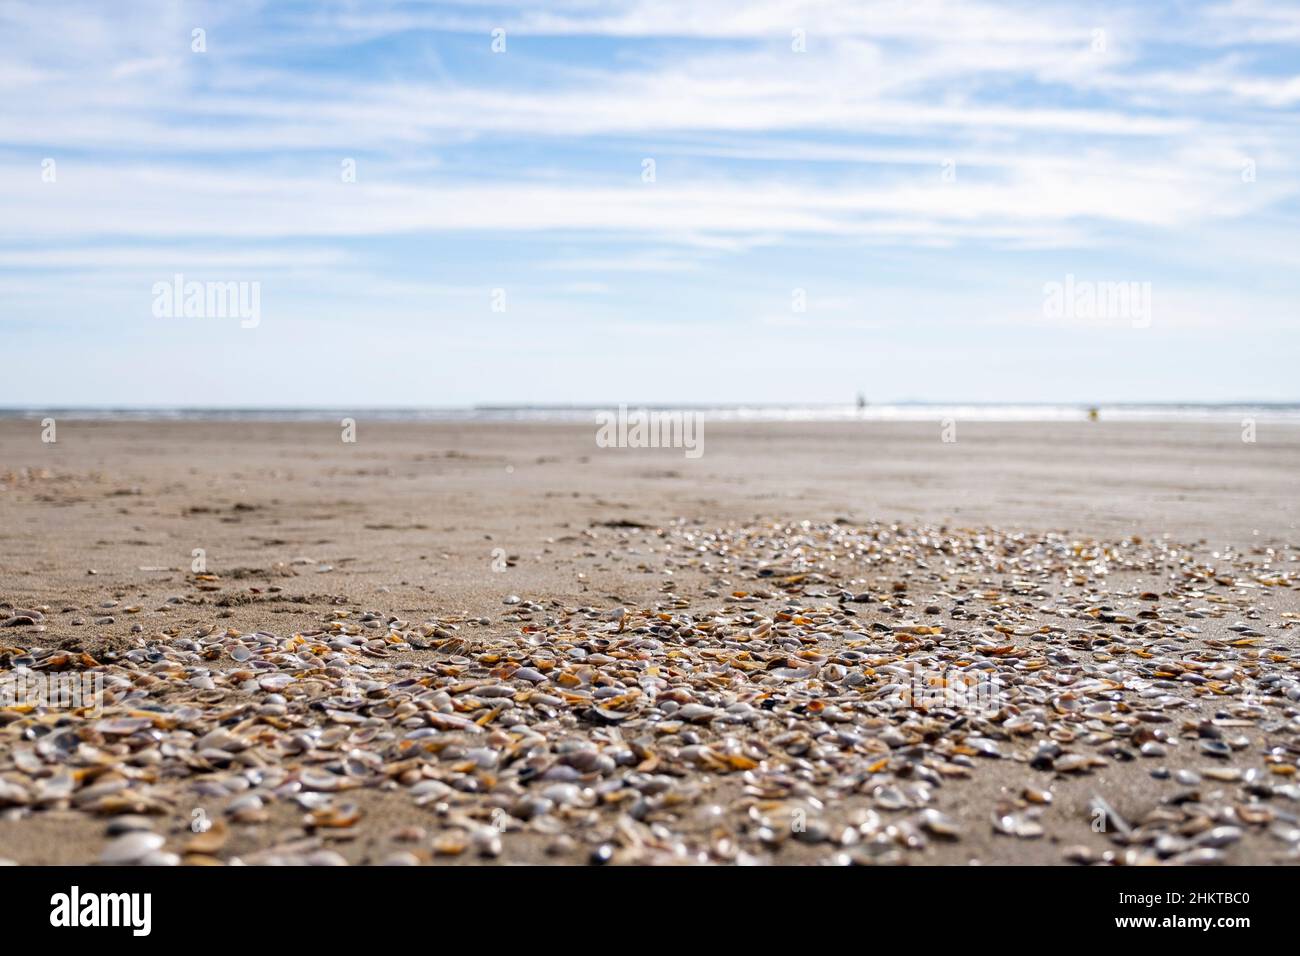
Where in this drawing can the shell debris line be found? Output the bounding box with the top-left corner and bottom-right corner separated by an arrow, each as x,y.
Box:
2,519 -> 1299,866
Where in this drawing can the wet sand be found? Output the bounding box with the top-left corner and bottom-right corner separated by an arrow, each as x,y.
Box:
1,418 -> 1298,865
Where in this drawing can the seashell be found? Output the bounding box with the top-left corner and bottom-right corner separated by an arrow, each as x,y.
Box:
140,851 -> 180,867
473,829 -> 503,858
307,804 -> 362,829
1054,753 -> 1100,774
298,768 -> 352,792
105,815 -> 155,836
1170,848 -> 1225,866
540,782 -> 583,806
964,737 -> 1002,758
432,830 -> 469,855
94,717 -> 153,736
1194,826 -> 1242,848
409,780 -> 453,806
1062,845 -> 1105,864
305,850 -> 349,866
873,786 -> 908,811
993,811 -> 1044,839
917,809 -> 961,839
100,831 -> 164,865
678,703 -> 717,723
588,705 -> 633,724
1201,767 -> 1241,782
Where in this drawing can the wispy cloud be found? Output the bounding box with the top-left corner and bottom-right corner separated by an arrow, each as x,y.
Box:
1,0 -> 1297,404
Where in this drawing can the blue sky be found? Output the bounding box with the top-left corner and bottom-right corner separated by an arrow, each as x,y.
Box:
2,0 -> 1298,407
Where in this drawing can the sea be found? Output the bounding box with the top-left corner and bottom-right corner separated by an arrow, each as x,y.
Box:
2,404 -> 1298,423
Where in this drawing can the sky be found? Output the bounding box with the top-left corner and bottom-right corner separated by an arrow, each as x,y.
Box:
1,0 -> 1298,407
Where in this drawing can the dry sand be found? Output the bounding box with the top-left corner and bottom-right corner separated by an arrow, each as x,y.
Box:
1,418 -> 1298,865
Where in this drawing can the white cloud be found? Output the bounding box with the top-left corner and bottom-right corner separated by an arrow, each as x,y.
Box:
1,0 -> 1298,406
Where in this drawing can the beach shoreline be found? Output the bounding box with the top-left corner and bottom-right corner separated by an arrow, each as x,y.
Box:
2,419 -> 1298,865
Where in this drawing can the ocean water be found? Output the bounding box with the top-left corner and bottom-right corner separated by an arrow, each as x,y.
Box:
2,404 -> 1299,423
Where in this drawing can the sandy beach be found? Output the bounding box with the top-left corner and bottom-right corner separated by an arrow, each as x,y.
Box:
2,418 -> 1299,865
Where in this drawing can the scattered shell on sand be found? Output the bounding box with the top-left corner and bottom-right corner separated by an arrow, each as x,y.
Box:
2,520 -> 1297,865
